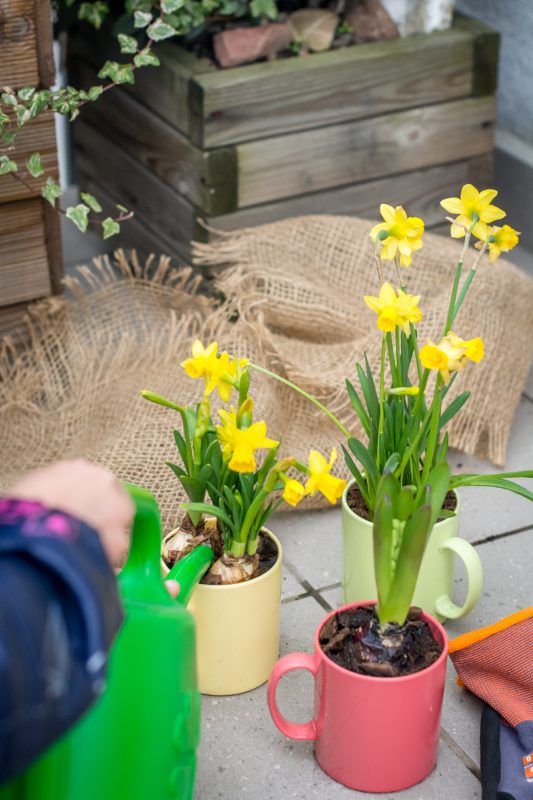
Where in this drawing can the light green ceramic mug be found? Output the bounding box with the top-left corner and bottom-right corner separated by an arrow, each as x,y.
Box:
342,482 -> 483,622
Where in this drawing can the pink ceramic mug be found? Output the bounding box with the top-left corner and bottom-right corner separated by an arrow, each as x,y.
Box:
267,601 -> 448,793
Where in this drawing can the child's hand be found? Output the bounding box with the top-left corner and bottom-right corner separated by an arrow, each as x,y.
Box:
9,460 -> 134,566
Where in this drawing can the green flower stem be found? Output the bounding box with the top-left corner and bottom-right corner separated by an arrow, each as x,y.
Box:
248,362 -> 351,438
376,337 -> 386,471
421,378 -> 443,485
409,322 -> 423,382
452,268 -> 476,323
386,332 -> 399,387
443,234 -> 470,335
394,403 -> 432,480
237,488 -> 269,553
230,540 -> 246,557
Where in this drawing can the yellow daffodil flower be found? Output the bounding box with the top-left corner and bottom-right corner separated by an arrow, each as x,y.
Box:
440,184 -> 505,240
364,283 -> 422,334
475,224 -> 520,262
282,478 -> 306,507
370,204 -> 424,267
216,408 -> 279,473
305,448 -> 347,505
181,340 -> 248,402
420,331 -> 484,384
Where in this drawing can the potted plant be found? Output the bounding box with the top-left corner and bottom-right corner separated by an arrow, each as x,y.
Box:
251,183 -> 533,622
267,468 -> 450,793
141,341 -> 346,694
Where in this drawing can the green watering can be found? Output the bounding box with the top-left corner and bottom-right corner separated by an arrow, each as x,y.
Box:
0,484 -> 213,800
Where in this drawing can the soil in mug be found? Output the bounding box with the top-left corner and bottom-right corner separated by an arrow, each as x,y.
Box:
347,484 -> 457,522
319,605 -> 442,678
164,525 -> 278,586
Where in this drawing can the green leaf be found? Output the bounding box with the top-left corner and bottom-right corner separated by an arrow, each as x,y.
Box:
181,501 -> 234,532
147,19 -> 178,40
162,0 -> 184,10
345,379 -> 370,436
78,1 -> 110,29
134,10 -> 153,27
41,177 -> 62,206
341,445 -> 369,507
118,33 -> 138,53
172,430 -> 189,467
348,437 -> 379,489
450,475 -> 533,503
15,105 -> 31,125
87,85 -> 103,101
26,152 -> 44,178
116,203 -> 129,213
17,87 -> 35,102
439,391 -> 470,430
166,461 -> 186,479
250,0 -> 278,18
1,92 -> 17,107
66,203 -> 91,233
102,217 -> 120,239
81,192 -> 102,213
423,462 -> 451,527
98,61 -> 135,85
373,488 -> 394,611
134,50 -> 161,68
0,156 -> 17,175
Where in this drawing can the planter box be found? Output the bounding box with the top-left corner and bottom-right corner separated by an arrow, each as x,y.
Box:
0,0 -> 62,339
68,15 -> 498,262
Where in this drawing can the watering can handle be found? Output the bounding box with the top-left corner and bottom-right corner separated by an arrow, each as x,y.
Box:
121,482 -> 213,605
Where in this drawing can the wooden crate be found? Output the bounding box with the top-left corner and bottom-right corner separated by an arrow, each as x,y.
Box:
68,15 -> 498,262
0,0 -> 62,338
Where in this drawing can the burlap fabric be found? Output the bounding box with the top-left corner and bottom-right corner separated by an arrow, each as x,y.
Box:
1,216 -> 532,533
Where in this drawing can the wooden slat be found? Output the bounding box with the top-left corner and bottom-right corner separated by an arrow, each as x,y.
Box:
34,0 -> 55,88
190,24 -> 476,147
208,155 -> 493,233
237,96 -> 495,207
0,198 -> 51,306
77,170 -> 191,264
70,59 -> 237,215
0,0 -> 39,88
67,28 -> 214,139
0,111 -> 58,203
73,120 -> 197,260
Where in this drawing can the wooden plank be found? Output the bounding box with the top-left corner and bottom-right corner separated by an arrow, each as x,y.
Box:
67,28 -> 214,138
0,300 -> 33,341
73,120 -> 198,260
0,0 -> 39,88
0,198 -> 51,306
70,59 -> 237,215
42,198 -> 63,294
190,25 -> 476,147
237,95 -> 495,207
34,0 -> 55,87
455,14 -> 500,97
207,155 -> 493,233
0,111 -> 58,203
77,170 -> 192,263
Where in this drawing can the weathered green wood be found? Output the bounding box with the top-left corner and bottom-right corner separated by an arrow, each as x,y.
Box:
454,14 -> 500,97
187,19 -> 489,148
237,96 -> 495,207
206,155 -> 492,232
70,59 -> 237,215
74,120 -> 198,259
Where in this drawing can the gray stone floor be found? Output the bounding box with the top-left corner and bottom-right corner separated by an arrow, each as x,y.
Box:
61,179 -> 533,798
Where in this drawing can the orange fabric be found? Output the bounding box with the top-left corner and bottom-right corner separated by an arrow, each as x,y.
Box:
448,607 -> 533,653
449,610 -> 533,728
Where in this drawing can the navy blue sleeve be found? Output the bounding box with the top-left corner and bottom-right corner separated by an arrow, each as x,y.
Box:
0,498 -> 124,783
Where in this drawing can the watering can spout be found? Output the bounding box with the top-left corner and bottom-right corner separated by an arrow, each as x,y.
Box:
121,482 -> 213,605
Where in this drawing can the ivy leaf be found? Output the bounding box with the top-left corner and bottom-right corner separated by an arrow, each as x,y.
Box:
161,0 -> 184,11
81,192 -> 103,213
134,10 -> 152,27
88,85 -> 103,101
0,111 -> 9,128
134,49 -> 160,67
250,0 -> 278,18
15,105 -> 32,125
26,152 -> 44,178
0,156 -> 17,175
98,61 -> 135,85
66,204 -> 91,232
1,93 -> 17,107
116,203 -> 129,213
118,33 -> 138,53
42,178 -> 62,206
17,87 -> 35,102
78,2 -> 110,29
102,217 -> 120,239
147,19 -> 178,40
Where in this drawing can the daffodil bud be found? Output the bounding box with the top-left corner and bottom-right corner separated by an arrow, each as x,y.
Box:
237,397 -> 253,428
377,229 -> 389,241
386,386 -> 420,397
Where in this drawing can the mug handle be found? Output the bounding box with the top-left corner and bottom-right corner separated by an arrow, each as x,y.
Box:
267,653 -> 317,741
435,537 -> 483,620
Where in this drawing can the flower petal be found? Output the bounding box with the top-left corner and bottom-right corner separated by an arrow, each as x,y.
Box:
380,203 -> 396,222
440,196 -> 464,214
